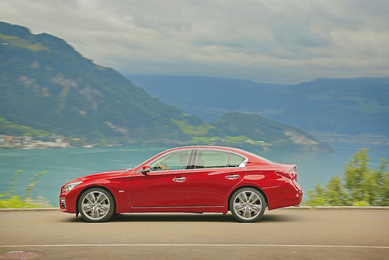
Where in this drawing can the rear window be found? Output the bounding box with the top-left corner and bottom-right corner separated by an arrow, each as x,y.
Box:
229,153 -> 245,167
195,150 -> 228,168
194,150 -> 247,168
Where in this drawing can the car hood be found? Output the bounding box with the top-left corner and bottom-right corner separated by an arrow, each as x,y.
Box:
74,169 -> 127,182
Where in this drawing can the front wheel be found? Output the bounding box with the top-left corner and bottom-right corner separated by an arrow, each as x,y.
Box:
78,187 -> 115,222
229,188 -> 266,223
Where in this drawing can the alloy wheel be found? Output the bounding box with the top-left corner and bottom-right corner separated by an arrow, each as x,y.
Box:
230,188 -> 266,222
79,188 -> 114,222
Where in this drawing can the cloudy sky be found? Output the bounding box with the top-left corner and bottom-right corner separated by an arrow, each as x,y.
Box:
1,0 -> 388,84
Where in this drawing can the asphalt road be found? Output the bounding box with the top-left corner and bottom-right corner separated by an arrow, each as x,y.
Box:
0,208 -> 388,260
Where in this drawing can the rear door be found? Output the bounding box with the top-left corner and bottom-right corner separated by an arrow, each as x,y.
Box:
186,149 -> 246,207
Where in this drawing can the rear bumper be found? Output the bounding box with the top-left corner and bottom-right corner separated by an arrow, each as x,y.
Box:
266,178 -> 303,210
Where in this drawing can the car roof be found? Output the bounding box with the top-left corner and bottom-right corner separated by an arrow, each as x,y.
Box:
166,145 -> 243,153
164,146 -> 274,164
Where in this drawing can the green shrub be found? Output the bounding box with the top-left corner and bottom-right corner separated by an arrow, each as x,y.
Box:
0,170 -> 52,208
305,148 -> 389,207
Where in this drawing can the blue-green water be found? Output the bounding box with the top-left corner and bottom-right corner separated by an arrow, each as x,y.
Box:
0,144 -> 388,206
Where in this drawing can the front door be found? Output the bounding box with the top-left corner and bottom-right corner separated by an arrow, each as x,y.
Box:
128,150 -> 192,208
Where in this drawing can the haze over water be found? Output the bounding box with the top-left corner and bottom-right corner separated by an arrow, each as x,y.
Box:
0,143 -> 388,207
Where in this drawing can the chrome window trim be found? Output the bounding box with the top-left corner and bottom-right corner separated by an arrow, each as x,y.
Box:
238,155 -> 249,168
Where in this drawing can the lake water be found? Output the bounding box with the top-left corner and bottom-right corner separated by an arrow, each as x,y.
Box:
1,144 -> 388,207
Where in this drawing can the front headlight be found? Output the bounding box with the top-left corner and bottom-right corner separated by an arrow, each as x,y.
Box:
63,181 -> 83,192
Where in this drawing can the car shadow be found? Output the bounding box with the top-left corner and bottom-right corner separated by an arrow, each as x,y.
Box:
65,212 -> 301,223
110,213 -> 235,222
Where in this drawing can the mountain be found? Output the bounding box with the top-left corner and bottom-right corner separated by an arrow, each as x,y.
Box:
128,75 -> 389,138
0,21 -> 333,151
0,21 -> 198,143
207,112 -> 334,152
127,75 -> 288,122
274,78 -> 389,136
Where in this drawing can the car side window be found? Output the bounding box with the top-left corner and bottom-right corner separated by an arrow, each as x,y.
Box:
195,150 -> 228,169
150,150 -> 191,171
229,153 -> 245,167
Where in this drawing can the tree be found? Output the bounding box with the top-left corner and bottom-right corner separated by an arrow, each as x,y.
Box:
344,148 -> 374,205
306,148 -> 389,206
305,182 -> 327,206
374,158 -> 389,206
325,176 -> 349,206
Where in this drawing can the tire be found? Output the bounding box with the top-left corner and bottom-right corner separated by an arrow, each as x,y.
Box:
229,188 -> 266,223
78,187 -> 115,222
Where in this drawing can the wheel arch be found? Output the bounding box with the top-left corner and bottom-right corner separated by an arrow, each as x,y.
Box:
76,185 -> 117,215
227,185 -> 269,211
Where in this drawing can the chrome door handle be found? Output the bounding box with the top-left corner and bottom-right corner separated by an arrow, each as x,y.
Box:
225,175 -> 239,180
173,177 -> 186,182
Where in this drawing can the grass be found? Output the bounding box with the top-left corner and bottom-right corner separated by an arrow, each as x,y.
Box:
0,33 -> 50,52
0,170 -> 52,208
171,119 -> 212,135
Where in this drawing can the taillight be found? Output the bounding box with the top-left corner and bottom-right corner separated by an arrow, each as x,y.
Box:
276,167 -> 297,180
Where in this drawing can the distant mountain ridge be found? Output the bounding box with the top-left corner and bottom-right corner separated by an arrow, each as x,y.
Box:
0,21 -> 193,142
129,75 -> 389,137
208,112 -> 334,152
0,21 -> 333,151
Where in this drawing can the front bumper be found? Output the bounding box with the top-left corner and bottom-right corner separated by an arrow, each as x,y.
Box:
59,190 -> 78,213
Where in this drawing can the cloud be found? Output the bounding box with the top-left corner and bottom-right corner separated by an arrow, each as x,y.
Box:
0,0 -> 388,84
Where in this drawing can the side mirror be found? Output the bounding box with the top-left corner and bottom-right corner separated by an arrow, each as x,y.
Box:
141,165 -> 150,175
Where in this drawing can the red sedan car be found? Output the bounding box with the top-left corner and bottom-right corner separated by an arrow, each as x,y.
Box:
59,146 -> 303,222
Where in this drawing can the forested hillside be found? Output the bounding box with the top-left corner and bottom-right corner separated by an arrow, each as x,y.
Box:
0,21 -> 333,151
129,75 -> 389,137
208,112 -> 334,152
0,21 -> 198,143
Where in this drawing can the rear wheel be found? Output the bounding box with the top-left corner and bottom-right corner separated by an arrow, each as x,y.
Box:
78,187 -> 115,222
229,188 -> 266,223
